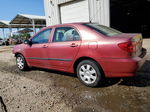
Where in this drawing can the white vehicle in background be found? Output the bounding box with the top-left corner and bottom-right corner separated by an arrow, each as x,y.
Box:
0,40 -> 5,46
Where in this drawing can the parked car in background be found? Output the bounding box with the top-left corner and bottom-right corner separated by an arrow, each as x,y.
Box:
0,39 -> 5,46
12,23 -> 147,87
5,39 -> 10,46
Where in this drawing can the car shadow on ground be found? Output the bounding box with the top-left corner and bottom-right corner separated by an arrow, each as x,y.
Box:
28,67 -> 121,87
119,60 -> 150,87
31,67 -> 77,78
22,60 -> 150,88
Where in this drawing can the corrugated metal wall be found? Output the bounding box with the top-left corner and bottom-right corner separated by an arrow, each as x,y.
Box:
44,0 -> 110,26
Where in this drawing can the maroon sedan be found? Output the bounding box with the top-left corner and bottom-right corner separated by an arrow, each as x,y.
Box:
13,23 -> 146,87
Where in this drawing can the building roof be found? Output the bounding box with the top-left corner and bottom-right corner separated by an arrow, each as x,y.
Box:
0,14 -> 46,28
10,14 -> 46,27
18,14 -> 46,20
0,20 -> 10,28
17,28 -> 33,33
0,20 -> 39,28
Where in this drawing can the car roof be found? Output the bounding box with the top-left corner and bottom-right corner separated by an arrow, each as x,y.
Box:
46,22 -> 91,28
40,22 -> 100,32
39,22 -> 88,31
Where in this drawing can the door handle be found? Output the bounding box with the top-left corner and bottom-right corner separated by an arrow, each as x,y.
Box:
70,43 -> 78,47
43,45 -> 48,48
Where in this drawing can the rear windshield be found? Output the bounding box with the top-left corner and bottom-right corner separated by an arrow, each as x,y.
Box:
83,23 -> 122,36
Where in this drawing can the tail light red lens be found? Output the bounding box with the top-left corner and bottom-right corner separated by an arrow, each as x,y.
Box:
118,42 -> 136,53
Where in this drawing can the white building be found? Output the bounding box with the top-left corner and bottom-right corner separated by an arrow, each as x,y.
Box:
44,0 -> 110,26
44,0 -> 150,38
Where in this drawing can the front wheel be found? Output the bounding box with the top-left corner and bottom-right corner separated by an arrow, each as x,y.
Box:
16,54 -> 29,71
77,60 -> 103,87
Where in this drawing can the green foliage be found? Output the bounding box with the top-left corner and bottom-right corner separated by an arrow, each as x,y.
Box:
11,34 -> 19,39
11,33 -> 31,40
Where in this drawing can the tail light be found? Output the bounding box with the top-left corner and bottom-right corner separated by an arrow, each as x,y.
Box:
118,41 -> 136,53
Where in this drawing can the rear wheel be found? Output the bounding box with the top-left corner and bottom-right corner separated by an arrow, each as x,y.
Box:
16,54 -> 29,71
77,60 -> 103,87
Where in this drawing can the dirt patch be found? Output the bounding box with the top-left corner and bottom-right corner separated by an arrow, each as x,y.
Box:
0,50 -> 10,53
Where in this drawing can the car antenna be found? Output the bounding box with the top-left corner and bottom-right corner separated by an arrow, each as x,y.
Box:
89,1 -> 101,23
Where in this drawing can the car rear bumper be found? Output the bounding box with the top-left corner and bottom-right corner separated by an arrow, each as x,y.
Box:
97,48 -> 147,77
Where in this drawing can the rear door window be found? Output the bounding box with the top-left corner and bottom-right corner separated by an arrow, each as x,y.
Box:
53,27 -> 80,42
83,23 -> 122,36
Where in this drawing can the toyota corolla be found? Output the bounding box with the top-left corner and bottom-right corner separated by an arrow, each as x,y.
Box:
13,23 -> 146,87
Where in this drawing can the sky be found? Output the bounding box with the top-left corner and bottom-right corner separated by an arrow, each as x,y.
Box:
0,0 -> 45,38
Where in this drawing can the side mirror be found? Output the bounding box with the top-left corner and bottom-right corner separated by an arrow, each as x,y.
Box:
24,40 -> 32,46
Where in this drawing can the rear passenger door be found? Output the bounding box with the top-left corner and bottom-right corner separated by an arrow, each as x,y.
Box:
49,26 -> 81,69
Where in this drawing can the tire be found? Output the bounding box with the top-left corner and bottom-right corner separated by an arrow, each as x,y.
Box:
16,54 -> 29,71
77,60 -> 103,87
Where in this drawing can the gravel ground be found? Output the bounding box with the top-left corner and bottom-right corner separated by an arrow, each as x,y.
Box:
0,39 -> 150,112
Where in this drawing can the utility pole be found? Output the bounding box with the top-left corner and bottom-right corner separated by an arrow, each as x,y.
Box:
2,28 -> 5,39
32,19 -> 36,34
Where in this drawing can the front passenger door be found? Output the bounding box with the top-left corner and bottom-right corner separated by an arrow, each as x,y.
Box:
25,29 -> 52,67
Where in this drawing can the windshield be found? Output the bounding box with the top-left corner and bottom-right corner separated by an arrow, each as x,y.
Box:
83,23 -> 122,36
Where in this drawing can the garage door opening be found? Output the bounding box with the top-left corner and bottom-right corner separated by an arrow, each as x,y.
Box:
59,0 -> 90,24
110,0 -> 150,38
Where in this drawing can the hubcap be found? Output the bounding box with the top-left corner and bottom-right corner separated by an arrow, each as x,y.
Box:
17,57 -> 24,69
79,64 -> 97,84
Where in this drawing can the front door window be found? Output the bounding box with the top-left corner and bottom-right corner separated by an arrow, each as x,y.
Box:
31,29 -> 52,44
